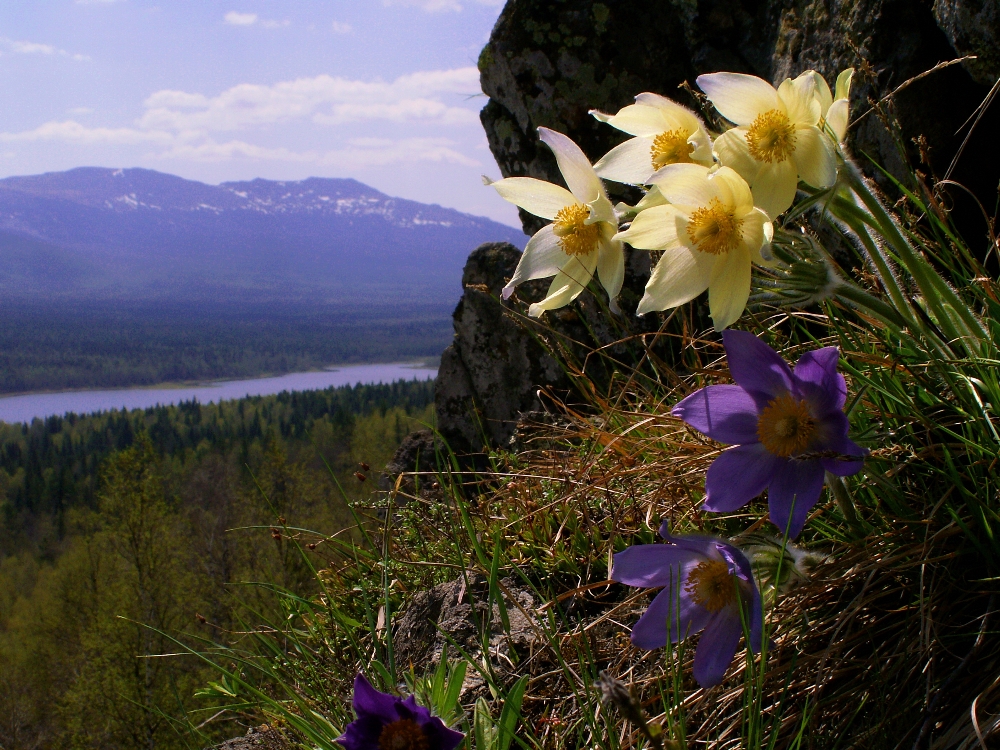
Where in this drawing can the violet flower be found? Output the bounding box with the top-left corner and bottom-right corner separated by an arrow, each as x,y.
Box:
337,674 -> 464,750
673,329 -> 866,538
612,525 -> 763,688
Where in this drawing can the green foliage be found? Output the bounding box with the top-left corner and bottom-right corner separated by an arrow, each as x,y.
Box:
0,300 -> 451,393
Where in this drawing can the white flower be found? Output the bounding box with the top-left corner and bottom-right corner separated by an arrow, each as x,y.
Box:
698,71 -> 838,220
590,93 -> 714,184
806,68 -> 854,143
615,163 -> 772,331
489,127 -> 623,316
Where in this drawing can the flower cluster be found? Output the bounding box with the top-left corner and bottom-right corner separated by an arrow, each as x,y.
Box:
488,68 -> 853,331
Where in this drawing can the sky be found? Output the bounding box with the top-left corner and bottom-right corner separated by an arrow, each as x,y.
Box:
0,0 -> 522,226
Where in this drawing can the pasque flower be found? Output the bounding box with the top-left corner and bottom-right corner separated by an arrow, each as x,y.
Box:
337,674 -> 464,750
590,93 -> 714,184
612,524 -> 763,688
698,70 -> 838,219
489,127 -> 623,316
672,330 -> 866,538
615,163 -> 772,330
807,68 -> 854,143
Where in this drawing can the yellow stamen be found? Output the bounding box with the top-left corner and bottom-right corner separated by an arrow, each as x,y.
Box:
757,393 -> 816,457
379,719 -> 429,750
650,128 -> 695,169
685,198 -> 742,255
685,560 -> 737,613
745,109 -> 797,163
553,203 -> 601,257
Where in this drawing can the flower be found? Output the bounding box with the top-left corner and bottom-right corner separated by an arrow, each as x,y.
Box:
807,68 -> 854,143
611,525 -> 763,688
672,330 -> 867,538
615,163 -> 772,330
698,70 -> 838,219
488,127 -> 623,316
337,674 -> 464,750
590,93 -> 714,184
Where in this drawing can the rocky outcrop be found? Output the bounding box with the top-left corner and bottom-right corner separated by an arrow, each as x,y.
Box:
481,0 -> 1000,236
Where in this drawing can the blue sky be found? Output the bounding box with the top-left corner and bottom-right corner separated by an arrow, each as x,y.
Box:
0,0 -> 522,226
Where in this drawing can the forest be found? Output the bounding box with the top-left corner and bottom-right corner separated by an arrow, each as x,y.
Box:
0,301 -> 452,394
0,377 -> 436,748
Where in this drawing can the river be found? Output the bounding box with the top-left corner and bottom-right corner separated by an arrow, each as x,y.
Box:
0,362 -> 437,424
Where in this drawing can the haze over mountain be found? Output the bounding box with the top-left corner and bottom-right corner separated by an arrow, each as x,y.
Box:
0,167 -> 525,304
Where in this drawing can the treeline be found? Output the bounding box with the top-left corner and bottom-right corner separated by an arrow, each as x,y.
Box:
0,300 -> 452,393
0,378 -> 436,749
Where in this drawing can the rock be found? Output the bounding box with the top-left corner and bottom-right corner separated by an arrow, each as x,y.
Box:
210,725 -> 290,750
393,575 -> 537,697
481,0 -> 1000,238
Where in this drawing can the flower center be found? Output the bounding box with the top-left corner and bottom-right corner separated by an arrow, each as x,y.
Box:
553,203 -> 601,257
379,719 -> 429,750
684,560 -> 737,613
745,109 -> 797,163
757,393 -> 816,457
650,128 -> 695,169
685,198 -> 742,255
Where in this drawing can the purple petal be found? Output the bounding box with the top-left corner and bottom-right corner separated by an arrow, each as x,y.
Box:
419,716 -> 466,750
793,346 -> 846,414
337,716 -> 386,750
767,459 -> 825,538
630,578 -> 712,649
722,330 -> 794,407
748,586 -> 764,654
814,412 -> 867,476
657,525 -> 728,556
672,385 -> 760,444
692,607 -> 744,687
352,674 -> 399,724
612,544 -> 700,588
704,443 -> 783,513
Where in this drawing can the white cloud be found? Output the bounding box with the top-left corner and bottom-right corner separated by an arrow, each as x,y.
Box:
138,68 -> 482,132
224,11 -> 258,26
1,38 -> 90,60
331,21 -> 353,34
0,120 -> 173,146
383,0 -> 463,12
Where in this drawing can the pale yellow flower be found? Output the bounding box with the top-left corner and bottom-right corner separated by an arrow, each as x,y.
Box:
698,71 -> 837,220
806,68 -> 854,142
489,127 -> 623,316
590,93 -> 714,184
615,163 -> 772,330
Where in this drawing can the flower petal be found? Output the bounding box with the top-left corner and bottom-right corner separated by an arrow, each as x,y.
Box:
616,204 -> 683,250
806,70 -> 833,116
815,410 -> 866,476
420,716 -> 466,750
713,129 -> 760,186
591,100 -> 671,137
491,176 -> 576,220
630,576 -> 713,649
708,242 -> 751,330
539,127 -> 606,204
835,68 -> 854,102
337,716 -> 386,750
704,443 -> 783,513
722,329 -> 795,404
692,607 -> 743,687
777,74 -> 821,125
792,126 -> 837,188
612,543 -> 701,588
594,137 -> 658,184
713,166 -> 755,215
793,346 -> 845,413
826,98 -> 849,142
748,586 -> 764,654
741,209 -> 769,265
697,73 -> 781,126
751,159 -> 798,220
352,674 -> 399,723
502,225 -> 571,299
597,238 -> 625,311
672,384 -> 760,444
767,459 -> 825,538
526,251 -> 598,316
647,162 -> 718,206
636,244 -> 714,315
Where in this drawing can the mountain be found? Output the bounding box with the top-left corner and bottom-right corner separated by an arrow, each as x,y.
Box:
0,167 -> 525,304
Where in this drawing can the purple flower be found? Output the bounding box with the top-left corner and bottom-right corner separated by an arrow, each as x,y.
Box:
337,674 -> 464,750
673,330 -> 866,538
612,525 -> 763,688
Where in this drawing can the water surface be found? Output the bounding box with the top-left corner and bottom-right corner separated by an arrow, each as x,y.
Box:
0,362 -> 437,424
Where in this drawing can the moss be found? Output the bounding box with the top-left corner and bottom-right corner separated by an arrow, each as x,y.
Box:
592,3 -> 610,34
477,44 -> 494,74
